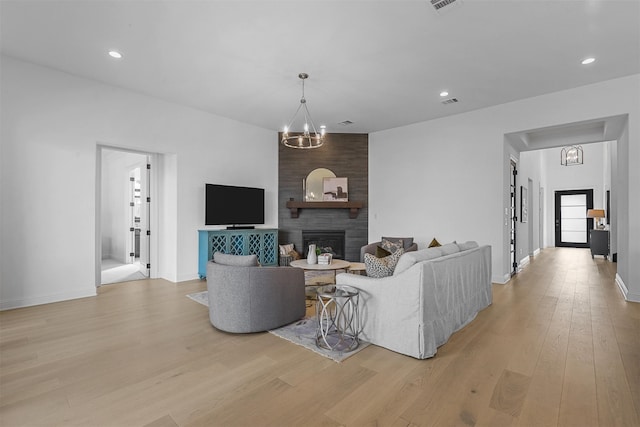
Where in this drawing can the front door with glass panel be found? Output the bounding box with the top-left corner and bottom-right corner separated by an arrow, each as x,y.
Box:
554,189 -> 593,248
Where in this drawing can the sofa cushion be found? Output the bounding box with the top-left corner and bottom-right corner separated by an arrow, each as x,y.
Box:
439,243 -> 461,256
457,241 -> 479,251
394,246 -> 445,275
364,249 -> 404,278
213,252 -> 259,267
382,236 -> 414,251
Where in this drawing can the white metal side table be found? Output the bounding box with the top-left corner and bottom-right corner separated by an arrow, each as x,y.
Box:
315,285 -> 360,353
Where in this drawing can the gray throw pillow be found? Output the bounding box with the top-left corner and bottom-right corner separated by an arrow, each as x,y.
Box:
213,252 -> 259,267
382,236 -> 414,250
380,238 -> 403,254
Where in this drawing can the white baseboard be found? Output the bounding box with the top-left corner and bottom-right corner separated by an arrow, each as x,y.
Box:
0,288 -> 97,311
177,273 -> 200,283
616,274 -> 640,303
493,273 -> 510,284
497,249 -> 542,285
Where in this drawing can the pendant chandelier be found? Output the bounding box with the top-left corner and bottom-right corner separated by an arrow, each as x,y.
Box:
281,73 -> 326,149
560,145 -> 583,166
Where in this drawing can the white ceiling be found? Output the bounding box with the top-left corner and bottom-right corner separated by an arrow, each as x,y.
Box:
1,0 -> 639,136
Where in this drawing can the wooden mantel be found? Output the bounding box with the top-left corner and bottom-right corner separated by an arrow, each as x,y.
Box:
285,201 -> 364,219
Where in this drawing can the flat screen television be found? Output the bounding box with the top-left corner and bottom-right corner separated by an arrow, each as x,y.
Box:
205,184 -> 265,227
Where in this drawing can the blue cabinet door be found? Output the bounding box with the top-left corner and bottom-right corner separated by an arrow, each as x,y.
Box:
198,229 -> 278,278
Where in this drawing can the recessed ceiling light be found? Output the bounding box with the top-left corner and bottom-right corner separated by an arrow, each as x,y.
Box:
108,50 -> 123,59
440,91 -> 449,97
581,57 -> 595,65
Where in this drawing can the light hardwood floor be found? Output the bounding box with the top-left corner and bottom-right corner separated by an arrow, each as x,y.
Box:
1,248 -> 638,426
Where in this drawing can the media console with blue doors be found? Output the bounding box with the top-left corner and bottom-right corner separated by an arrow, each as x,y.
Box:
198,228 -> 278,278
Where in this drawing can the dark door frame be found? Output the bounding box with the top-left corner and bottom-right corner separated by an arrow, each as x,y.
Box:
554,189 -> 594,248
510,160 -> 518,276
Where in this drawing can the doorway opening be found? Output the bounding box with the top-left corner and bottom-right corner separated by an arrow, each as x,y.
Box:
98,147 -> 154,285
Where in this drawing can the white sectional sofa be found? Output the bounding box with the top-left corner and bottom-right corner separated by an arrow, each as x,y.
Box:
336,242 -> 492,359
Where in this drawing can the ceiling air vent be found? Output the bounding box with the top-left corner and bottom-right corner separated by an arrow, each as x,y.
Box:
431,0 -> 459,11
338,120 -> 354,126
441,97 -> 459,105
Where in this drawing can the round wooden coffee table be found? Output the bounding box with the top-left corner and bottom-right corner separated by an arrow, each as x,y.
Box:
290,258 -> 350,274
290,259 -> 351,303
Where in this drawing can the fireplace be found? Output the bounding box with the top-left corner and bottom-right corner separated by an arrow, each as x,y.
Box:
302,230 -> 346,259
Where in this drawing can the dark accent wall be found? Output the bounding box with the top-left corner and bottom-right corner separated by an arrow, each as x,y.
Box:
278,133 -> 368,262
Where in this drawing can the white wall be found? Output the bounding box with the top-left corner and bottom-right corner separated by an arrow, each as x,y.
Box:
0,56 -> 278,309
369,74 -> 639,301
517,150 -> 543,260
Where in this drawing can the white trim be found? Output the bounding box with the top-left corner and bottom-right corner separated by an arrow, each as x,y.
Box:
533,248 -> 541,257
177,273 -> 200,283
519,255 -> 530,268
493,273 -> 511,284
616,273 -> 640,303
96,144 -> 161,287
0,288 -> 97,311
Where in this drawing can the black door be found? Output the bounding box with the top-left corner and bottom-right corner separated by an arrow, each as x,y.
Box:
554,189 -> 594,248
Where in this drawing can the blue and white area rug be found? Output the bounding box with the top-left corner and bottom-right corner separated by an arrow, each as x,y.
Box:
187,291 -> 370,362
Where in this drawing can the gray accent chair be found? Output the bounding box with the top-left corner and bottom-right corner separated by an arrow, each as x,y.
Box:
360,237 -> 418,262
206,252 -> 306,333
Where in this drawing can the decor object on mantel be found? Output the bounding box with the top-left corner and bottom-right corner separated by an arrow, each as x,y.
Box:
305,168 -> 335,201
560,145 -> 583,166
281,73 -> 326,149
587,209 -> 606,229
323,177 -> 348,201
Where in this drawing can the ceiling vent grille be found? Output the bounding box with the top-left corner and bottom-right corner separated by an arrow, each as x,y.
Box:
441,97 -> 459,105
431,0 -> 459,11
338,120 -> 354,126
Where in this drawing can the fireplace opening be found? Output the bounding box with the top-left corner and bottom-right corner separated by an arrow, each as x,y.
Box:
302,230 -> 346,260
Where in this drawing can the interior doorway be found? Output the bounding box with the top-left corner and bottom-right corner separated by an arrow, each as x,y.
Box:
554,189 -> 594,248
99,147 -> 153,285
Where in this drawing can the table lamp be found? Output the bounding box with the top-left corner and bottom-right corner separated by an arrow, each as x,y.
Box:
587,209 -> 606,230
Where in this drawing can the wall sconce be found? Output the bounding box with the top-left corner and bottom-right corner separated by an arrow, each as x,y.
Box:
587,209 -> 606,229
